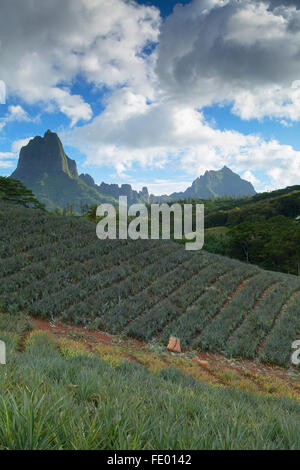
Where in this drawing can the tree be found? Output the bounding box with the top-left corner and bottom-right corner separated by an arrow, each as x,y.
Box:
228,215 -> 300,275
228,222 -> 255,263
0,177 -> 45,210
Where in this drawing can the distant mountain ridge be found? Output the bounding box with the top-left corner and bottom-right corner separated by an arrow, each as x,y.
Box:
151,166 -> 256,202
10,130 -> 256,211
79,173 -> 149,205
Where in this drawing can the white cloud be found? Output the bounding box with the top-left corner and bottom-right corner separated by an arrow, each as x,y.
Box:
133,180 -> 193,196
0,151 -> 15,169
156,0 -> 300,121
11,137 -> 33,155
62,0 -> 300,191
0,137 -> 33,169
0,0 -> 160,125
280,119 -> 293,127
240,140 -> 300,189
6,105 -> 31,122
66,90 -> 300,191
2,0 -> 300,192
0,105 -> 36,131
242,170 -> 260,187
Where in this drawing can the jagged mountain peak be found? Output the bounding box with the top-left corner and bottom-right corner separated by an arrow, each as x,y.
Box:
10,130 -> 255,210
43,129 -> 60,140
187,166 -> 256,199
11,130 -> 78,180
151,166 -> 256,202
10,130 -> 150,210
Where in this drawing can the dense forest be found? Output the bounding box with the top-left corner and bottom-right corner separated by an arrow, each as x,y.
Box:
197,186 -> 300,275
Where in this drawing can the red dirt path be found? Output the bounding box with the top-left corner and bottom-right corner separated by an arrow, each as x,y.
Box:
29,316 -> 300,394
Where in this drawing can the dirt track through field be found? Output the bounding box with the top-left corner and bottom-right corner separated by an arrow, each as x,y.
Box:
27,316 -> 300,400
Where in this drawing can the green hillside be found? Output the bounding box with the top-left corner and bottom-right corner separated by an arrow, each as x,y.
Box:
1,201 -> 299,368
19,170 -> 117,213
204,185 -> 300,227
174,186 -> 300,275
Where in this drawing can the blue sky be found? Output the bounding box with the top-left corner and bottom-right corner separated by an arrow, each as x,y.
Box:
1,0 -> 300,194
135,0 -> 192,17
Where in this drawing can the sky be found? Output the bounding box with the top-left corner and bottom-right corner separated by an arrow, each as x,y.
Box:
1,0 -> 300,195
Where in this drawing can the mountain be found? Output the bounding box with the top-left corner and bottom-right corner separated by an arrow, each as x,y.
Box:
12,129 -> 79,180
10,130 -> 149,211
10,130 -> 113,211
151,166 -> 256,202
79,173 -> 149,205
10,130 -> 255,211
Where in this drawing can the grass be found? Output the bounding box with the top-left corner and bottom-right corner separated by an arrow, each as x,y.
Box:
0,314 -> 299,449
0,327 -> 299,450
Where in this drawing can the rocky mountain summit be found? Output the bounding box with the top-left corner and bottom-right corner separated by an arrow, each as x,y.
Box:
10,130 -> 256,211
152,166 -> 256,202
11,130 -> 149,210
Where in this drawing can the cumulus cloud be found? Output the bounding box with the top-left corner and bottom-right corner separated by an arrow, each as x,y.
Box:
0,0 -> 160,125
156,0 -> 300,121
242,170 -> 260,187
2,0 -> 300,191
0,105 -> 36,131
65,0 -> 300,190
67,95 -> 241,175
239,139 -> 300,188
5,105 -> 32,122
67,84 -> 300,191
0,137 -> 32,169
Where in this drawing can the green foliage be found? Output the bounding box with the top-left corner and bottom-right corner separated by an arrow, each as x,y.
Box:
261,291 -> 300,366
0,312 -> 33,336
19,171 -> 117,213
1,200 -> 299,368
0,338 -> 299,449
203,185 -> 300,226
194,272 -> 275,352
0,177 -> 45,210
228,216 -> 300,275
203,231 -> 231,257
177,186 -> 300,275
